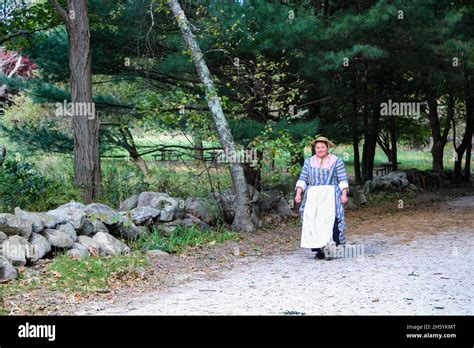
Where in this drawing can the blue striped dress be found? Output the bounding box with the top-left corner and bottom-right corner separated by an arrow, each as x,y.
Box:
295,155 -> 349,244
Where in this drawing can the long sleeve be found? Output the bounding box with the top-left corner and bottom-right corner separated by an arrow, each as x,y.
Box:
335,158 -> 349,192
295,158 -> 309,192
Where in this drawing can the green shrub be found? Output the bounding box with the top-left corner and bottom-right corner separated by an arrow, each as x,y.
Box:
99,159 -> 152,208
144,162 -> 232,200
0,159 -> 81,212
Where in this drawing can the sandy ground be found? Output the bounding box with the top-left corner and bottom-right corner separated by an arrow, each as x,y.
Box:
75,196 -> 474,315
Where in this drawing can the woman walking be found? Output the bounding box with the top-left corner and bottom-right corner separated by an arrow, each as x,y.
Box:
294,135 -> 349,259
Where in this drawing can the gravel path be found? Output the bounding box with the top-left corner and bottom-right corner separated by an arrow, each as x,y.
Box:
76,196 -> 474,315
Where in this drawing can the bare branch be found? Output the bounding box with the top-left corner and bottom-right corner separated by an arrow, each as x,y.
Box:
50,0 -> 68,22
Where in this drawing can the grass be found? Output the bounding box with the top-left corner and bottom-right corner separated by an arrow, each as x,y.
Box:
45,251 -> 149,292
1,251 -> 149,298
133,224 -> 241,254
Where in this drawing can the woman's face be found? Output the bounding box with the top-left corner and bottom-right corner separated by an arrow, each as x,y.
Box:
315,142 -> 329,157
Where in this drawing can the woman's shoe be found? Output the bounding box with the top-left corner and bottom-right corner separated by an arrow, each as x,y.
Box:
314,249 -> 325,259
323,245 -> 332,260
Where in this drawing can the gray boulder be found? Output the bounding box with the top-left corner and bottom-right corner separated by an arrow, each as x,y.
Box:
42,229 -> 74,249
92,232 -> 130,256
131,207 -> 160,225
264,214 -> 282,226
400,178 -> 410,189
363,180 -> 376,195
0,213 -> 33,238
155,219 -> 183,237
383,171 -> 407,182
14,208 -> 58,233
56,201 -> 87,210
137,192 -> 170,208
185,198 -> 212,223
275,197 -> 297,217
257,190 -> 283,212
182,214 -> 210,230
152,197 -> 178,222
115,223 -> 148,240
90,219 -> 109,235
46,206 -> 86,230
174,198 -> 186,219
209,187 -> 238,214
0,256 -> 17,280
84,203 -> 122,226
0,231 -> 7,243
2,235 -> 31,266
29,233 -> 52,263
77,219 -> 94,236
67,243 -> 91,259
246,184 -> 260,203
380,179 -> 394,190
77,235 -> 101,256
352,188 -> 367,205
57,222 -> 77,241
119,194 -> 139,211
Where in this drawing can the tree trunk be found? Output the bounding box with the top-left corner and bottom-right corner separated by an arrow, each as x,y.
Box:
51,0 -> 101,202
0,144 -> 5,166
376,131 -> 391,160
364,102 -> 381,181
361,67 -> 370,182
427,95 -> 444,171
463,70 -> 473,183
426,92 -> 453,172
389,116 -> 398,171
454,69 -> 474,182
243,148 -> 263,191
322,0 -> 329,18
361,80 -> 380,182
351,79 -> 362,184
194,133 -> 204,161
168,0 -> 259,233
132,155 -> 149,177
465,141 -> 472,182
121,127 -> 148,177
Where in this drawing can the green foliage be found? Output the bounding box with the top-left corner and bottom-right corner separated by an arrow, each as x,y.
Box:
0,158 -> 80,212
144,162 -> 232,200
230,118 -> 319,146
98,159 -> 152,208
97,159 -> 233,207
133,224 -> 241,254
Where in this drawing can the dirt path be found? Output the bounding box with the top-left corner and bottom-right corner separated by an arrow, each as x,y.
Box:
75,196 -> 474,315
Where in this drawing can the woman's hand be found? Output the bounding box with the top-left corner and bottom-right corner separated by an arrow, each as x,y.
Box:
341,189 -> 348,205
295,193 -> 302,204
295,187 -> 303,204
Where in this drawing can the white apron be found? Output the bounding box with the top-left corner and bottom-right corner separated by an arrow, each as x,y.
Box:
300,184 -> 336,248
